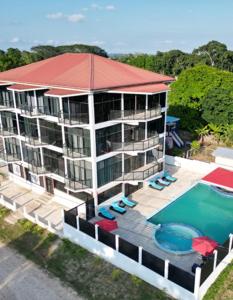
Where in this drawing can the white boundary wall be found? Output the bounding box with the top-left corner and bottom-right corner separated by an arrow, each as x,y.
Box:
64,223 -> 196,300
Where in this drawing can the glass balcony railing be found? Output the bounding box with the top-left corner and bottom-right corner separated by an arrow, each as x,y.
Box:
115,161 -> 162,181
63,145 -> 91,159
0,100 -> 15,110
0,149 -> 21,163
109,106 -> 161,121
111,135 -> 159,152
58,111 -> 89,126
27,161 -> 49,175
20,105 -> 49,117
0,126 -> 18,137
65,178 -> 92,191
25,135 -> 49,147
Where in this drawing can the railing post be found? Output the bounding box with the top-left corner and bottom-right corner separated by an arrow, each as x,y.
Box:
164,259 -> 169,279
213,249 -> 218,270
115,234 -> 119,252
138,246 -> 143,264
76,215 -> 80,231
95,224 -> 99,241
229,234 -> 233,253
194,267 -> 202,299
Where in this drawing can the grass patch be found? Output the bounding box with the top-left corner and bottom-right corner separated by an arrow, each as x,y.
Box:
0,206 -> 171,300
203,262 -> 233,300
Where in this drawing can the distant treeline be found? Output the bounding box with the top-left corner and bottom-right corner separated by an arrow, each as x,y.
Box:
0,44 -> 108,72
114,41 -> 233,76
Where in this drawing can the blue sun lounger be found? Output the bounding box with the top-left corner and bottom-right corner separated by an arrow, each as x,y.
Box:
157,178 -> 171,186
164,171 -> 177,182
110,201 -> 126,214
148,180 -> 164,190
121,196 -> 137,207
98,207 -> 115,220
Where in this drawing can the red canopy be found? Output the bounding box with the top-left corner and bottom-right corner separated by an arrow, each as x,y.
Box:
95,219 -> 118,232
192,236 -> 218,256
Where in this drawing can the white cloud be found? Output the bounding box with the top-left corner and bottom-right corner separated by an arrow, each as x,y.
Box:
67,14 -> 85,23
10,37 -> 20,43
82,7 -> 89,12
47,12 -> 64,20
91,3 -> 102,10
47,12 -> 85,23
105,5 -> 116,11
91,40 -> 105,46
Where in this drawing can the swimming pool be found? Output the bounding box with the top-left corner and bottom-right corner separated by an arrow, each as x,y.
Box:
148,183 -> 233,246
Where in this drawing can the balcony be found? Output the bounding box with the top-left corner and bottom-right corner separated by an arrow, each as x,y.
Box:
25,135 -> 48,148
115,161 -> 162,181
0,126 -> 17,137
65,178 -> 92,192
109,106 -> 161,121
63,145 -> 91,160
58,111 -> 89,126
0,100 -> 15,111
20,105 -> 48,118
111,135 -> 159,152
27,161 -> 49,175
0,149 -> 21,163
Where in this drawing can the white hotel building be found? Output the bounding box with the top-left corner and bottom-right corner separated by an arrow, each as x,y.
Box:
0,53 -> 173,216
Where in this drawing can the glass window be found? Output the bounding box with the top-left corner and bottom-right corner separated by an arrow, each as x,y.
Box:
97,155 -> 122,187
96,124 -> 121,156
94,93 -> 121,123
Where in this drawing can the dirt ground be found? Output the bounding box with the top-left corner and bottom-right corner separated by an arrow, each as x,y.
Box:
0,242 -> 82,300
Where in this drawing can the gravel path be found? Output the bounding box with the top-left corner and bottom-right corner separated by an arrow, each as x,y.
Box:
0,242 -> 82,300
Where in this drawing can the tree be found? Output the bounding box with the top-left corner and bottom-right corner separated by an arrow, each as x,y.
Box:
193,41 -> 228,67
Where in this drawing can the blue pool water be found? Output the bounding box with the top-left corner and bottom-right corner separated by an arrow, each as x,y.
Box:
149,183 -> 233,247
154,223 -> 202,254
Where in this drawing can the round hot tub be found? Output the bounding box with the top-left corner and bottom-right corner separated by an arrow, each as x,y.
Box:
154,223 -> 202,254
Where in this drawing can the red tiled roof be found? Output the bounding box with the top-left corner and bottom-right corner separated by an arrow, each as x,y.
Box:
44,88 -> 87,97
111,83 -> 170,94
0,53 -> 174,91
8,84 -> 46,91
202,167 -> 233,190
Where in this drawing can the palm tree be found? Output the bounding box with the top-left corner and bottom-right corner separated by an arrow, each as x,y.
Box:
208,123 -> 223,143
195,125 -> 209,145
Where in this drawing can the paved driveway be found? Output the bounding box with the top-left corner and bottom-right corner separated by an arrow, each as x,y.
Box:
0,242 -> 82,300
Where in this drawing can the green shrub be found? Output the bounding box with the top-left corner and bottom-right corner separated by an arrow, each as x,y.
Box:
131,275 -> 143,286
111,269 -> 122,281
191,140 -> 201,151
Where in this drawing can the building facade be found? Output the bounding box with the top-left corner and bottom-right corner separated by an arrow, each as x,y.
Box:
0,53 -> 173,215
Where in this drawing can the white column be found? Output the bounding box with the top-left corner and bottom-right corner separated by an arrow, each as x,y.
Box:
229,234 -> 233,253
64,157 -> 68,177
37,118 -> 41,143
213,249 -> 218,270
19,140 -> 24,162
40,147 -> 44,166
121,93 -> 124,119
33,90 -> 38,109
95,224 -> 99,240
61,125 -> 66,146
138,246 -> 143,264
76,215 -> 80,230
88,93 -> 98,215
59,97 -> 63,121
164,259 -> 169,279
115,234 -> 119,251
194,267 -> 202,299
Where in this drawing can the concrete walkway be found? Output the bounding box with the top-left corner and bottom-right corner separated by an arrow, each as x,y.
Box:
0,242 -> 82,300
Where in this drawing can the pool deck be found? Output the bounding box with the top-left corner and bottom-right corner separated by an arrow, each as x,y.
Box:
92,165 -> 208,273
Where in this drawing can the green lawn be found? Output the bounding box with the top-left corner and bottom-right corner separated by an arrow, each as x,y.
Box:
0,206 -> 171,300
203,262 -> 233,300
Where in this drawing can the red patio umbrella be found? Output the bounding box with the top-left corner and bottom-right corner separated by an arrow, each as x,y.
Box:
192,236 -> 218,256
95,219 -> 118,232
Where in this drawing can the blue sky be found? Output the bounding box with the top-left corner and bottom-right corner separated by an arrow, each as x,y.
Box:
1,0 -> 233,53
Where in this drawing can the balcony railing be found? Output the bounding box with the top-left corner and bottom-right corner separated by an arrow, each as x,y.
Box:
63,145 -> 91,159
115,162 -> 162,181
20,105 -> 49,117
25,135 -> 49,147
0,100 -> 15,110
111,135 -> 159,152
58,111 -> 89,126
109,106 -> 161,121
0,126 -> 17,137
0,149 -> 21,163
65,178 -> 92,191
27,161 -> 49,175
